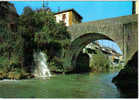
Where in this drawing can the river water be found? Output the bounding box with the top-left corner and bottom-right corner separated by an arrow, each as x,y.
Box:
0,72 -> 126,98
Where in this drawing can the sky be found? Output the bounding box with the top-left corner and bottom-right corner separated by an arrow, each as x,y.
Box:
10,1 -> 132,22
10,1 -> 133,54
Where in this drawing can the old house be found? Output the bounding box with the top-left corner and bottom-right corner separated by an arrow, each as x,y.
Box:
54,9 -> 82,26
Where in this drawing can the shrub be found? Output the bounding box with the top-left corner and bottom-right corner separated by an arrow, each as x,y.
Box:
90,50 -> 110,72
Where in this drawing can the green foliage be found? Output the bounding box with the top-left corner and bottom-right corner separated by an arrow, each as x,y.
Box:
33,11 -> 71,71
90,50 -> 110,72
0,25 -> 24,66
18,8 -> 71,72
19,7 -> 71,51
0,4 -> 71,77
0,21 -> 25,79
0,2 -> 9,19
34,11 -> 71,47
23,6 -> 33,16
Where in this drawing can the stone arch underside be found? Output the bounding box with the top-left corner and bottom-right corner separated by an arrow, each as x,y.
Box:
70,33 -> 122,68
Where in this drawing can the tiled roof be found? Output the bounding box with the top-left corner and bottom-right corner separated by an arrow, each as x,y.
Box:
54,8 -> 83,19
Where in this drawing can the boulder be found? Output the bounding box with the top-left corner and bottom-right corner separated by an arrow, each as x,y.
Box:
112,52 -> 138,98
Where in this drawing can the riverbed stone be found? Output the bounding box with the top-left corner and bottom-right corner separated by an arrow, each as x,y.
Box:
112,51 -> 138,98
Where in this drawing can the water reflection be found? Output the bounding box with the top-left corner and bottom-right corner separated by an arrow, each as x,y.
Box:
0,72 -> 136,98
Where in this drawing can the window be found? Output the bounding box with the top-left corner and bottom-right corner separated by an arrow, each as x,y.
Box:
62,14 -> 66,22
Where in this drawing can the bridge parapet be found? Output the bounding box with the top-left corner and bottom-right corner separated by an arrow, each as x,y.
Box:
68,14 -> 137,41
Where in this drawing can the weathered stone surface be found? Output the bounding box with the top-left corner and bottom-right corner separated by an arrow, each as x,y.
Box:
112,52 -> 138,98
0,2 -> 18,23
67,14 -> 138,68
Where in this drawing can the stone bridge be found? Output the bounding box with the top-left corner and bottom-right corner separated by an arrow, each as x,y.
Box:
64,14 -> 138,68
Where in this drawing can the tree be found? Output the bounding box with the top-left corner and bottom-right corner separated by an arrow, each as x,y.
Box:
18,10 -> 35,71
23,6 -> 33,16
0,24 -> 24,70
90,50 -> 110,72
0,2 -> 9,19
18,7 -> 71,72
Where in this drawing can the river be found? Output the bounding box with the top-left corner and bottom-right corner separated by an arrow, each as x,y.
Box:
0,72 -> 127,98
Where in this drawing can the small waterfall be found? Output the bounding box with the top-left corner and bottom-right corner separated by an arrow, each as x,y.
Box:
33,52 -> 52,78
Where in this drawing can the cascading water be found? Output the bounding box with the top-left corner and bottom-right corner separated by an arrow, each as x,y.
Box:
33,52 -> 52,78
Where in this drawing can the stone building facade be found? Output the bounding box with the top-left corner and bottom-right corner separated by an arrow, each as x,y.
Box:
54,9 -> 82,26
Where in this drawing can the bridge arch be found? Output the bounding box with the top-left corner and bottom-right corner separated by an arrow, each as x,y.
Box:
64,15 -> 137,71
70,32 -> 122,68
